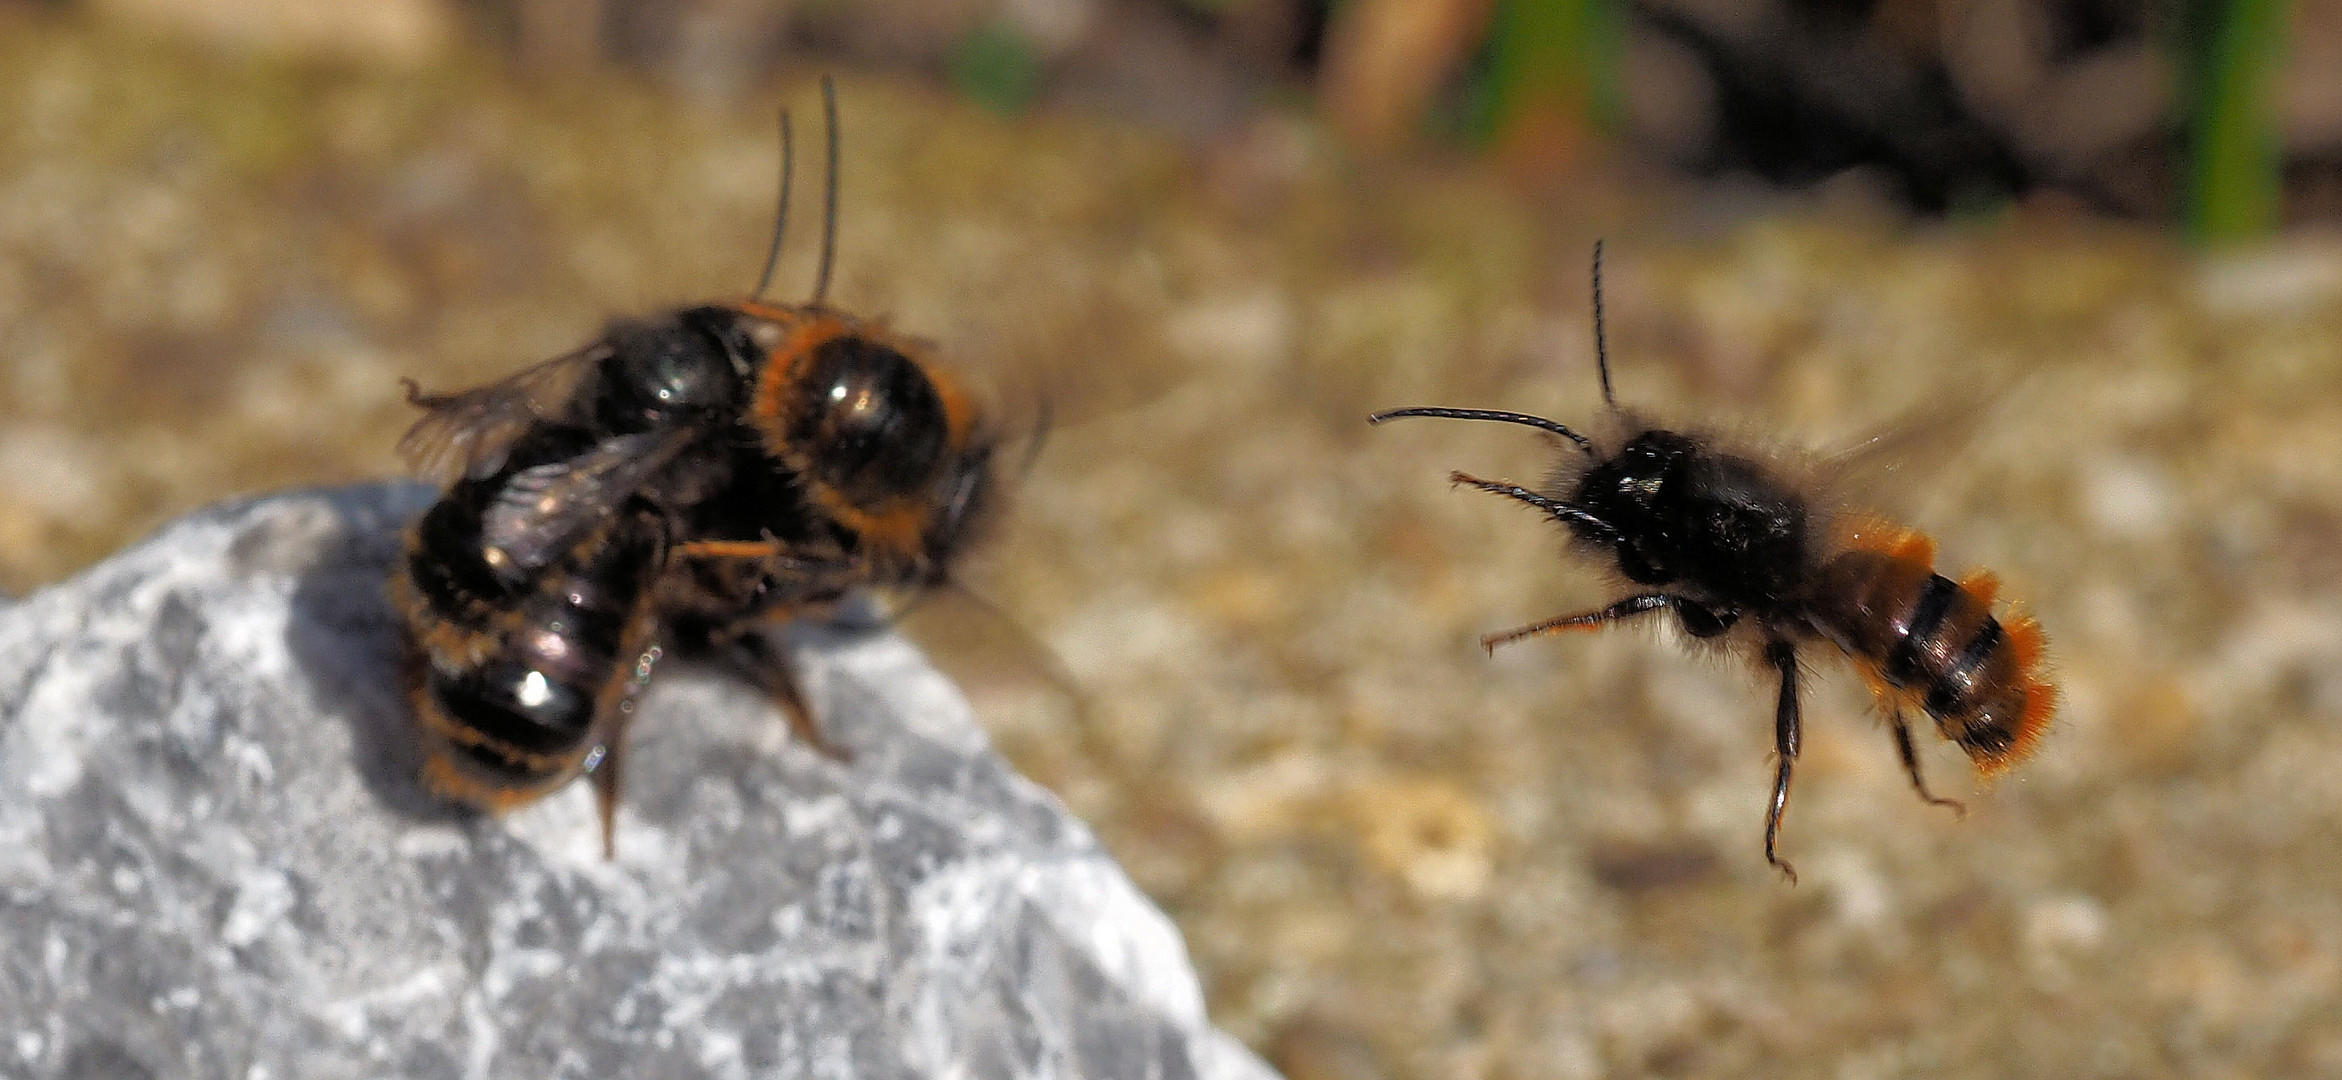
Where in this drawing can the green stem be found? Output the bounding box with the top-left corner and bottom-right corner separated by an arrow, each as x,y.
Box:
2187,0 -> 2289,243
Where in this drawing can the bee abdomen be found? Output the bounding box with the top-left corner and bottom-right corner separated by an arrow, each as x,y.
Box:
401,494 -> 512,633
394,512 -> 664,810
1811,528 -> 2054,774
428,652 -> 601,756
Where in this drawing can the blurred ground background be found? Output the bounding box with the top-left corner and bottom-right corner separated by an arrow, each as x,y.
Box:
4,0 -> 2342,1076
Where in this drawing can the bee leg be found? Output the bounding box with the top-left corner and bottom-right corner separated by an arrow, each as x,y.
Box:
1764,638 -> 1801,884
1669,599 -> 1738,639
1481,595 -> 1736,653
1481,594 -> 1672,654
720,632 -> 853,764
591,735 -> 626,860
767,662 -> 849,763
588,643 -> 661,861
1889,709 -> 1967,818
671,538 -> 790,561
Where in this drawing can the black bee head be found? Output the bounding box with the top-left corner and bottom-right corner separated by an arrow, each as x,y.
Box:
1575,429 -> 1695,527
1570,428 -> 1701,584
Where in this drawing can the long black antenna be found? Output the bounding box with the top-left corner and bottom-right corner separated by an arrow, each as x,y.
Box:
1366,407 -> 1595,457
1592,239 -> 1616,410
812,74 -> 840,304
751,110 -> 795,301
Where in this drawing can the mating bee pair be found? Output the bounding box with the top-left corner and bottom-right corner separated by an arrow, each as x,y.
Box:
389,82 -> 997,856
392,90 -> 2053,878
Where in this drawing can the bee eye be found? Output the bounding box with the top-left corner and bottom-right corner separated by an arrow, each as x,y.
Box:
791,336 -> 948,504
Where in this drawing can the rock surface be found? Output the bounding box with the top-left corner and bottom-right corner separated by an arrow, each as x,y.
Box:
0,484 -> 1276,1080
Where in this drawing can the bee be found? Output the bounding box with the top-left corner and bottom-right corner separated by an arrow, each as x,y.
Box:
388,80 -> 1000,855
1370,243 -> 2054,882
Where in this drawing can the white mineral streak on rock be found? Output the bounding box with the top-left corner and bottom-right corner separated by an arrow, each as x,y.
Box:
0,484 -> 1280,1080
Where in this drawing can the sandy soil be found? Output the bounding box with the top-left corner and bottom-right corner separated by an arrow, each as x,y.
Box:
4,16 -> 2342,1078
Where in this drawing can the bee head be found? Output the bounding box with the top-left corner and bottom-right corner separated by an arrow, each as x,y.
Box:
1570,428 -> 1702,584
1579,430 -> 1696,511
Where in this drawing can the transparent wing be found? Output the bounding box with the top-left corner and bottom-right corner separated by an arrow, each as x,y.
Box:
397,343 -> 612,485
1812,381 -> 2015,515
887,579 -> 1094,745
479,429 -> 698,578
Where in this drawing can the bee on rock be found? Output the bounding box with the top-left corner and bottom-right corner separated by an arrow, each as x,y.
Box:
389,81 -> 999,854
1370,244 -> 2053,881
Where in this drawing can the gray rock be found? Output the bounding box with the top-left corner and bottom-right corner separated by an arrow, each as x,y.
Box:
0,484 -> 1277,1080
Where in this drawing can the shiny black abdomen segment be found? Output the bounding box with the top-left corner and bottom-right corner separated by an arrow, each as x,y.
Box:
406,489 -> 511,618
414,501 -> 665,779
428,658 -> 599,757
1925,617 -> 2004,717
1885,574 -> 1959,684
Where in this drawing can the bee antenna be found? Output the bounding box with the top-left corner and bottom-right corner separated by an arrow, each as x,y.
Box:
1366,407 -> 1596,457
812,74 -> 841,305
1592,239 -> 1617,411
751,109 -> 794,302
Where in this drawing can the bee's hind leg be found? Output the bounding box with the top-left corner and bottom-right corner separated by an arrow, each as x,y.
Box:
717,629 -> 852,764
590,736 -> 626,860
1889,709 -> 1967,817
1764,637 -> 1802,885
588,639 -> 662,860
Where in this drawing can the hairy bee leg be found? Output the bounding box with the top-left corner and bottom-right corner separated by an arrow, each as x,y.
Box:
672,538 -> 788,560
1482,594 -> 1672,653
588,640 -> 662,860
668,540 -> 862,603
1889,709 -> 1967,817
721,632 -> 852,764
1483,595 -> 1740,654
1764,638 -> 1801,885
591,735 -> 626,860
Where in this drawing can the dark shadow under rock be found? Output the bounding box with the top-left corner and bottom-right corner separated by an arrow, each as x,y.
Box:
0,484 -> 1276,1080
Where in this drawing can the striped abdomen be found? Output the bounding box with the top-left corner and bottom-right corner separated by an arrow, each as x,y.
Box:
391,483 -> 665,810
1808,526 -> 2053,773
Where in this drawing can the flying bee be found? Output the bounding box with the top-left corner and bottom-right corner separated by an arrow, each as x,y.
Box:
388,79 -> 1001,855
1370,243 -> 2054,882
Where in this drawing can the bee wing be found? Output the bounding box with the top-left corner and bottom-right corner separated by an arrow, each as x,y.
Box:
886,579 -> 1092,733
1813,383 -> 2012,513
480,429 -> 699,578
398,343 -> 613,485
